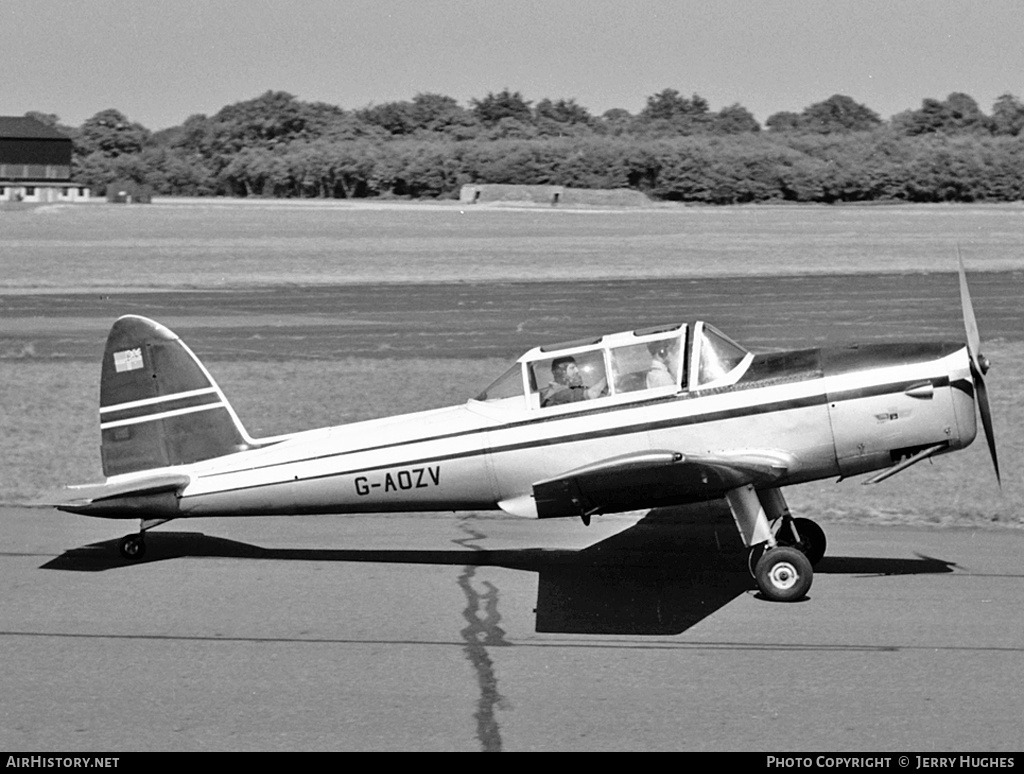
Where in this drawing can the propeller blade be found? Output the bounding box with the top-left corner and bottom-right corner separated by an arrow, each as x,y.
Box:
958,248 -> 982,372
959,251 -> 1000,484
974,368 -> 1001,486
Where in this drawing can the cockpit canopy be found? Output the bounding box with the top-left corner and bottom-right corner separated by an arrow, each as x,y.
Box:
474,322 -> 752,411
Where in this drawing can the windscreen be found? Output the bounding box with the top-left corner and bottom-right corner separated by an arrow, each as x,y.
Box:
697,325 -> 748,386
475,364 -> 525,402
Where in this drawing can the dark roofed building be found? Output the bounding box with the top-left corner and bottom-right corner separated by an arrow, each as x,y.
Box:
0,116 -> 90,202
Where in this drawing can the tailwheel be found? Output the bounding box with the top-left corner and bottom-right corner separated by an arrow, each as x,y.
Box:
754,546 -> 812,602
775,517 -> 827,566
118,534 -> 146,560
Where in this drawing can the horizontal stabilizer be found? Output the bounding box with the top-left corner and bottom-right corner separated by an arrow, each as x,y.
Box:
53,472 -> 190,519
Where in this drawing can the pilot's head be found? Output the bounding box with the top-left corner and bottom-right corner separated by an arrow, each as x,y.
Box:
551,356 -> 583,387
648,338 -> 679,365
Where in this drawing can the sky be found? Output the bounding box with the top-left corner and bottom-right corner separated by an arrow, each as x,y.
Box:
2,0 -> 1022,130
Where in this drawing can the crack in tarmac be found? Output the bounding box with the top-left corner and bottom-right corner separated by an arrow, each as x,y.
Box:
453,518 -> 510,752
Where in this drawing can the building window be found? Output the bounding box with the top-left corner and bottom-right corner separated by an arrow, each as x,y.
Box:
25,187 -> 35,196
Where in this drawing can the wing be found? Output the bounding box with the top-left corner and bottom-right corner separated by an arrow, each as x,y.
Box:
499,449 -> 795,520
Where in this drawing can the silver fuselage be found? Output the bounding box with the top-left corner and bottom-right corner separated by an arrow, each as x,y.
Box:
91,341 -> 974,521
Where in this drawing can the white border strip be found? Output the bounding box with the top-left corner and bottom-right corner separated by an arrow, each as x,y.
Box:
100,387 -> 218,414
101,402 -> 226,430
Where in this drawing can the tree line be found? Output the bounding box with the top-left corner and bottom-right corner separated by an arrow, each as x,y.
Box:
25,88 -> 1024,204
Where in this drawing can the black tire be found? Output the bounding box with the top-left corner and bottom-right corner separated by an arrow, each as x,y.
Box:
754,546 -> 812,602
747,542 -> 766,578
118,535 -> 146,560
775,517 -> 827,566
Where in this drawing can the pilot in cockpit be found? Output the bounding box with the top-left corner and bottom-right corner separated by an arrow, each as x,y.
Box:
646,338 -> 681,388
541,356 -> 608,407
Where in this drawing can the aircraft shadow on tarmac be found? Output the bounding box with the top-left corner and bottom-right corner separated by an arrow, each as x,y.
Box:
43,502 -> 956,636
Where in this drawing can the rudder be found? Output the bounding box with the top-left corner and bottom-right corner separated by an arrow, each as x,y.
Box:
99,316 -> 254,476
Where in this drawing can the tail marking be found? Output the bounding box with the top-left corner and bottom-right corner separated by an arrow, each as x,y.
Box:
100,387 -> 224,430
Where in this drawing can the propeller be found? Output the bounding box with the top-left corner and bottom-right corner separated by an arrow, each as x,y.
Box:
958,250 -> 1000,484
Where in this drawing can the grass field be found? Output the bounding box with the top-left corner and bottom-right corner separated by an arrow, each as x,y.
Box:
1,198 -> 1023,290
1,200 -> 1020,529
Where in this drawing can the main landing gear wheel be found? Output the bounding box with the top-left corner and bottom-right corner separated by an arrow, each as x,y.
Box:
775,517 -> 827,566
754,546 -> 812,602
118,534 -> 146,560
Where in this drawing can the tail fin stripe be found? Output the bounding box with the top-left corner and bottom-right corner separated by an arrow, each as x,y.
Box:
101,387 -> 219,414
101,401 -> 227,430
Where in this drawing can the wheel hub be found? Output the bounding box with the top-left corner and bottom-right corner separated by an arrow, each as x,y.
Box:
769,561 -> 798,590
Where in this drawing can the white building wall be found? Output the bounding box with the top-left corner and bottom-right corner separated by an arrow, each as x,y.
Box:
0,184 -> 90,202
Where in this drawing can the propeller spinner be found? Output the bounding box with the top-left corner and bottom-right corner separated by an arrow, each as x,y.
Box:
958,252 -> 1000,484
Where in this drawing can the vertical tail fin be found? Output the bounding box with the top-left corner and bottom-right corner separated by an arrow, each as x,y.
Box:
99,316 -> 254,476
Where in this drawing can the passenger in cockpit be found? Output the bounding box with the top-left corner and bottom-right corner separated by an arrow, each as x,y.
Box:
541,356 -> 608,407
646,338 -> 681,388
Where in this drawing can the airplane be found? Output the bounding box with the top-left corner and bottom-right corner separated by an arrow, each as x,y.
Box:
55,260 -> 998,602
